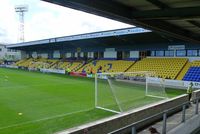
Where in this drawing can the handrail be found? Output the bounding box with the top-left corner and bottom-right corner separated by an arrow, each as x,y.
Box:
109,96 -> 200,134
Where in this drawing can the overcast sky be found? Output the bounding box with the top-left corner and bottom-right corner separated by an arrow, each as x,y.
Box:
0,0 -> 132,44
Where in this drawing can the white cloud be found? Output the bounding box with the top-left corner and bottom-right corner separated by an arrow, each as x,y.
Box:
0,0 -> 18,43
0,0 -> 132,44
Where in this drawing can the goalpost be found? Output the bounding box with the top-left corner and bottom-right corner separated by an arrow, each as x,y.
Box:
95,71 -> 168,113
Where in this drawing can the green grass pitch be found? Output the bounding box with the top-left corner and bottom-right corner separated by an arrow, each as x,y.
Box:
0,68 -> 185,134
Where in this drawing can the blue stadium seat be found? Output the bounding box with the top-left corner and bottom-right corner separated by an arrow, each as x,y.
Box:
183,66 -> 200,82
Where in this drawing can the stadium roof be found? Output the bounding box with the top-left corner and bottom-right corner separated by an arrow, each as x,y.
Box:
7,27 -> 183,51
43,0 -> 200,44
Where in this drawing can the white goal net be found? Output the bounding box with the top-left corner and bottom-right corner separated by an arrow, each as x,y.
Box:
95,71 -> 168,113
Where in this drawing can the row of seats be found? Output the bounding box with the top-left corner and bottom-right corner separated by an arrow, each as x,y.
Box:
127,58 -> 188,79
15,58 -> 85,72
15,58 -> 58,69
182,61 -> 200,82
51,61 -> 70,70
176,62 -> 191,80
50,61 -> 83,71
77,60 -> 134,74
191,61 -> 200,66
183,67 -> 200,82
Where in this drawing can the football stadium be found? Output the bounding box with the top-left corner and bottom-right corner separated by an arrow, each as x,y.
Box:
1,0 -> 200,134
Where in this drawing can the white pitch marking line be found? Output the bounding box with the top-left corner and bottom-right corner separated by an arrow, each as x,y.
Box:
0,108 -> 93,130
0,81 -> 85,89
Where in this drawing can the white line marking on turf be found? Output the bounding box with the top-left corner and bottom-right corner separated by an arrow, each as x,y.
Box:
0,108 -> 93,130
0,82 -> 86,89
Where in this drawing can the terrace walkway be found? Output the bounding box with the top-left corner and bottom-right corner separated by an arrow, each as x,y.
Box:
139,103 -> 200,134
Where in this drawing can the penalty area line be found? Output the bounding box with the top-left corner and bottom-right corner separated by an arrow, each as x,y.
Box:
0,108 -> 93,130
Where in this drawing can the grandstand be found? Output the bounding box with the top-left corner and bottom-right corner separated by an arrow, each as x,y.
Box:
7,27 -> 200,84
12,56 -> 200,82
8,27 -> 200,82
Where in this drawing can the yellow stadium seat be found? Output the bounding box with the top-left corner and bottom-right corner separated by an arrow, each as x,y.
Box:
126,58 -> 188,80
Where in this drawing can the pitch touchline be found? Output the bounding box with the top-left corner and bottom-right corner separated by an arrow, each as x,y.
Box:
0,82 -> 86,89
0,108 -> 93,130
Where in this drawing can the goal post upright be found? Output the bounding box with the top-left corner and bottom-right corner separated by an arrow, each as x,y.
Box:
145,72 -> 168,99
145,73 -> 148,96
95,73 -> 98,107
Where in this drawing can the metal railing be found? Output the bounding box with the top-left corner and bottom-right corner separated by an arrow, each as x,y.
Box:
109,97 -> 200,134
